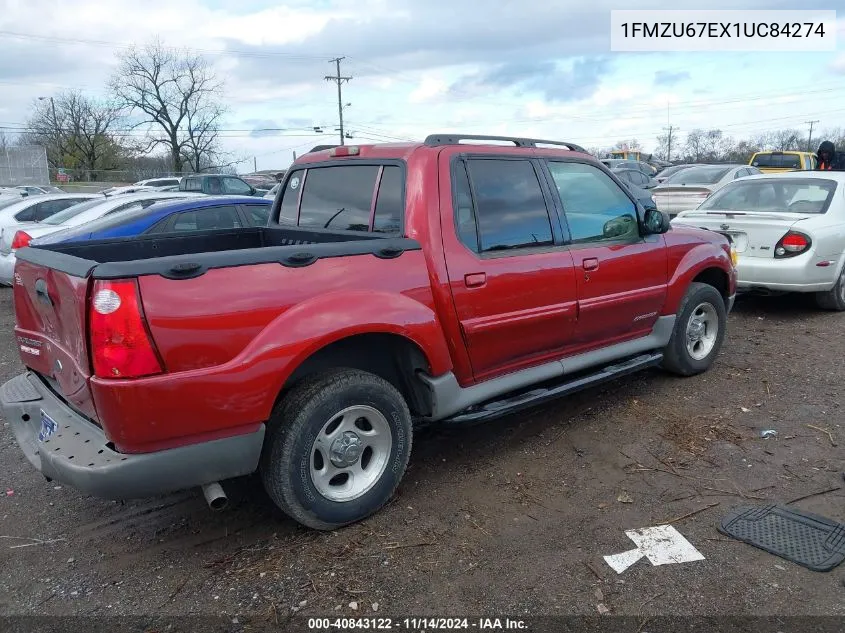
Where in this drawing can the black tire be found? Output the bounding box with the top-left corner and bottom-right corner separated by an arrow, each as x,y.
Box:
260,368 -> 413,531
661,282 -> 727,377
815,267 -> 845,311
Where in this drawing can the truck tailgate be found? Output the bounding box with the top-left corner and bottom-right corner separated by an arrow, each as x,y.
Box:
12,259 -> 99,421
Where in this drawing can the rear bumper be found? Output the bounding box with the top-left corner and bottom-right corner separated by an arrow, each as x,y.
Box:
0,372 -> 265,500
0,252 -> 15,285
735,253 -> 840,293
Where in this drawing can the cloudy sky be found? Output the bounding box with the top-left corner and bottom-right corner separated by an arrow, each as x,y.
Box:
1,0 -> 844,173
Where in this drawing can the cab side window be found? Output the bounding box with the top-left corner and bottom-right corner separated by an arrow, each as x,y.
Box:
547,161 -> 639,244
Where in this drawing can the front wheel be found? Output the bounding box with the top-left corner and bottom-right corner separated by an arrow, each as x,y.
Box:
661,282 -> 727,376
260,368 -> 413,530
815,266 -> 845,311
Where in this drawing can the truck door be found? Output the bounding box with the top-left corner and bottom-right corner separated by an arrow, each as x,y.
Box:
543,160 -> 668,347
439,154 -> 579,381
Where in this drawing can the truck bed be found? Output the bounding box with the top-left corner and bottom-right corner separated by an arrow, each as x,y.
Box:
20,226 -> 416,281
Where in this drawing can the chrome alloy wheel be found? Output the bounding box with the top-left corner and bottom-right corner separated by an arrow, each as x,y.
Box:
309,405 -> 392,502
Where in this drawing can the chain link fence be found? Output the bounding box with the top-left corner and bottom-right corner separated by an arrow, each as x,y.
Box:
0,145 -> 49,187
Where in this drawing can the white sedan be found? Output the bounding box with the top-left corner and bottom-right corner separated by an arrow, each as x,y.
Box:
671,172 -> 845,310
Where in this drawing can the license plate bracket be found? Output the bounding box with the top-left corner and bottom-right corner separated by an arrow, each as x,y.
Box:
38,410 -> 58,442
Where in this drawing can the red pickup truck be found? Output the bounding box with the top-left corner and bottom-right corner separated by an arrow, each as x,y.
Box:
0,135 -> 736,530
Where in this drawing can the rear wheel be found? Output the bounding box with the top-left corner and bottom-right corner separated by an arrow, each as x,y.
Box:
260,368 -> 413,530
661,282 -> 727,376
815,267 -> 845,311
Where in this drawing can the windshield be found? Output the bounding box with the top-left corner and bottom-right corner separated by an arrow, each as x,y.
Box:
665,166 -> 731,185
42,198 -> 107,225
698,178 -> 836,214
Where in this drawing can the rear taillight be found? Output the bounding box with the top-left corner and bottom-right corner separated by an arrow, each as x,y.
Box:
774,231 -> 812,258
89,279 -> 163,379
11,231 -> 31,250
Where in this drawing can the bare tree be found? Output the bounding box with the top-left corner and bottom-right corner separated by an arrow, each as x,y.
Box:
23,91 -> 122,180
109,39 -> 227,173
769,128 -> 804,151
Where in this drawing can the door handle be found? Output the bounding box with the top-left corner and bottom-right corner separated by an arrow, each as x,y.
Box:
464,273 -> 487,288
582,258 -> 599,271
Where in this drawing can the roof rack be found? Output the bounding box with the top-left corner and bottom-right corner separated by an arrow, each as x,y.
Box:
423,134 -> 587,153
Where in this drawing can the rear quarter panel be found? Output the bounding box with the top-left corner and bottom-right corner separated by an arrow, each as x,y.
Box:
93,250 -> 452,451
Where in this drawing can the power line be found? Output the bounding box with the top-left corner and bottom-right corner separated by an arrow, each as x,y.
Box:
325,57 -> 352,146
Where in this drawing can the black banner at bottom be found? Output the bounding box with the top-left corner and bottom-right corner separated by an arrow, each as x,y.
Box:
1,615 -> 844,633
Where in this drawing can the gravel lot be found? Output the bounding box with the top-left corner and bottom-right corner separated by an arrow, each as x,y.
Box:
0,286 -> 843,630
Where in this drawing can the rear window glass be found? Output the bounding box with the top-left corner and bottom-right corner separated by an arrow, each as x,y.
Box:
43,198 -> 104,224
278,165 -> 404,233
750,153 -> 802,169
299,165 -> 379,231
665,166 -> 731,185
699,178 -> 836,214
182,178 -> 204,192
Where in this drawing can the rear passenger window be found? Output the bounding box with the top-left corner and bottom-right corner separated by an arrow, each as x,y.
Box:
548,162 -> 638,244
298,165 -> 380,232
373,166 -> 402,233
247,205 -> 270,225
13,205 -> 37,222
462,159 -> 553,252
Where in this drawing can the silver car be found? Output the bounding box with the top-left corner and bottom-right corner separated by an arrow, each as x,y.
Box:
671,172 -> 845,310
0,191 -> 202,285
652,164 -> 761,218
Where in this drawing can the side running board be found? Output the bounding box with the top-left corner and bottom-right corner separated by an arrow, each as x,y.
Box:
443,352 -> 663,424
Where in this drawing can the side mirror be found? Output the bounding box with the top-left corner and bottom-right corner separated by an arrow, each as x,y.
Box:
602,215 -> 637,239
643,208 -> 670,234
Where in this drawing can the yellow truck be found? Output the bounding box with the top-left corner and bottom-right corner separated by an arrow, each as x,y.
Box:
748,151 -> 817,173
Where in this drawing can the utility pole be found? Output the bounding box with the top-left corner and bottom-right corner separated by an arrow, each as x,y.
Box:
325,57 -> 352,146
663,125 -> 678,162
806,120 -> 819,152
253,156 -> 257,172
662,102 -> 678,162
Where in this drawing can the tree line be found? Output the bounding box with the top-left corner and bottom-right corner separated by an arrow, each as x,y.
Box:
591,127 -> 845,164
6,39 -> 228,182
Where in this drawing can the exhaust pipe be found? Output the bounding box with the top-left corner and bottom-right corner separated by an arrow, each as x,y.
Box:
201,482 -> 228,511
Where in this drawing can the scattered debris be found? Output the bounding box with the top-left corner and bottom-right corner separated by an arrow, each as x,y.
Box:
741,407 -> 750,413
594,588 -> 604,601
617,492 -> 633,504
597,603 -> 610,615
786,486 -> 842,505
5,490 -> 13,497
349,601 -> 358,611
604,525 -> 705,574
372,602 -> 379,612
298,600 -> 308,608
660,502 -> 721,524
67,558 -> 75,564
761,429 -> 778,439
806,424 -> 837,447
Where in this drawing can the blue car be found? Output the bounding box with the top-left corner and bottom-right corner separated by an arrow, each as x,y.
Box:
34,196 -> 272,245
